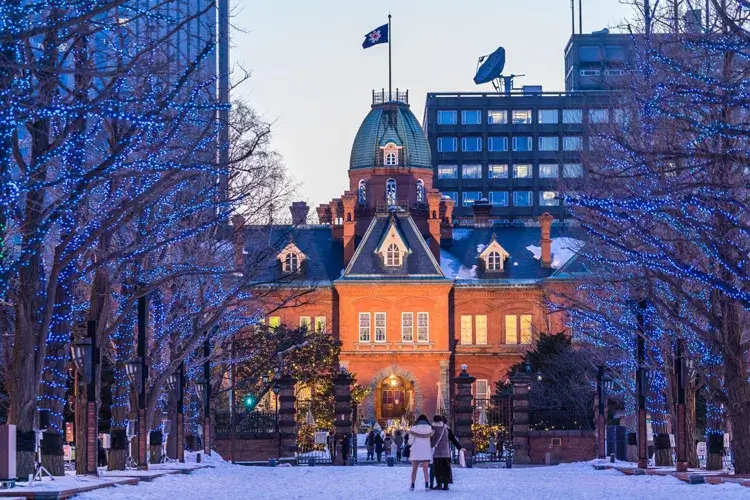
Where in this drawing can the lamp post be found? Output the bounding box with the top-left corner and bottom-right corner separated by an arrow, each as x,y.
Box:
596,367 -> 614,459
165,365 -> 184,462
636,299 -> 648,469
70,320 -> 98,474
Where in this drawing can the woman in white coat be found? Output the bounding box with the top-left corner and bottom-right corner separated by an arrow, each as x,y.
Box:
407,414 -> 434,491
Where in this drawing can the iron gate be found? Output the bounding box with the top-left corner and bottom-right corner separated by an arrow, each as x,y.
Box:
472,397 -> 512,463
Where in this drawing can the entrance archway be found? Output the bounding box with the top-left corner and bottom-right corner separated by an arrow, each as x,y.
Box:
366,366 -> 423,424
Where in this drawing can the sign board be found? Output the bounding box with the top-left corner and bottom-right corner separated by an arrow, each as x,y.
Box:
101,433 -> 111,449
65,422 -> 74,444
314,432 -> 328,445
63,445 -> 72,461
696,442 -> 706,456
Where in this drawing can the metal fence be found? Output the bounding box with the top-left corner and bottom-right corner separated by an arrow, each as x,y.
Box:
529,408 -> 594,431
214,410 -> 279,437
295,399 -> 334,465
472,397 -> 512,463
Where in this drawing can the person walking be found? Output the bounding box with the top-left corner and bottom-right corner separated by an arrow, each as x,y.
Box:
327,430 -> 336,462
408,414 -> 434,491
394,430 -> 404,462
341,432 -> 350,465
384,433 -> 393,459
403,434 -> 411,460
430,415 -> 462,490
374,430 -> 384,462
365,429 -> 375,461
489,433 -> 497,460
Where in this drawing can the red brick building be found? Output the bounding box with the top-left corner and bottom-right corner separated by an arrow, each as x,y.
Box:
233,93 -> 582,425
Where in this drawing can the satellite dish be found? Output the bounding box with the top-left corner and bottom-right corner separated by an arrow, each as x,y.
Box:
473,47 -> 506,85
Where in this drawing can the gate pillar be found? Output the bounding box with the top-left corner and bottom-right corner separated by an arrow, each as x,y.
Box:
333,370 -> 353,465
453,365 -> 475,464
510,371 -> 531,464
276,374 -> 297,458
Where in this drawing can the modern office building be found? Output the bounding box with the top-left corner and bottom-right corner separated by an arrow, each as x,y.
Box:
564,32 -> 632,92
423,88 -> 612,222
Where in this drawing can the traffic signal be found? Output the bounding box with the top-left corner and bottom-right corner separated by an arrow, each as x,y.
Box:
244,394 -> 257,410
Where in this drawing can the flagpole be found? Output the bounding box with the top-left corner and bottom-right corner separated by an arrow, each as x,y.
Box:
388,13 -> 392,101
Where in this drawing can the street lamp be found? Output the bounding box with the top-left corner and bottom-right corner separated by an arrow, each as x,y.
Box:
195,380 -> 206,404
165,373 -> 181,394
125,359 -> 143,395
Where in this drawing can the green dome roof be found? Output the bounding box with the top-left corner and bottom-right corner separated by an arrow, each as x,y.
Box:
349,103 -> 432,170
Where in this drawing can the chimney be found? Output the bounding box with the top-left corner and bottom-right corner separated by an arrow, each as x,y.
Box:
539,212 -> 554,268
329,199 -> 343,240
316,204 -> 332,224
290,201 -> 309,226
471,198 -> 492,228
231,214 -> 246,269
426,190 -> 442,261
341,192 -> 357,266
440,196 -> 454,241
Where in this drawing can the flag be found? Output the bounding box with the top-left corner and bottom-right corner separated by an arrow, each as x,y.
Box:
362,23 -> 389,49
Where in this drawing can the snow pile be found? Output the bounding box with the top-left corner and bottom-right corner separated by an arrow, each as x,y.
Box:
440,250 -> 478,280
526,237 -> 585,269
476,243 -> 487,254
452,228 -> 472,241
184,449 -> 229,466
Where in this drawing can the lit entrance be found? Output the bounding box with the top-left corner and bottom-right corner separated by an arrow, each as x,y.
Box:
376,375 -> 413,422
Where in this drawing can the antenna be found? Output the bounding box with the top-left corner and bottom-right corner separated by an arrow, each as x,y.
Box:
473,47 -> 525,95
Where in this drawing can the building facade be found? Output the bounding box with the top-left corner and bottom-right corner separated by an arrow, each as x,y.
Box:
235,92 -> 582,425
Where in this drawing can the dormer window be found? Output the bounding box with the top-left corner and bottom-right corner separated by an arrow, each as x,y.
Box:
380,141 -> 402,167
385,152 -> 397,165
386,243 -> 401,266
284,253 -> 299,272
278,241 -> 306,274
478,234 -> 510,273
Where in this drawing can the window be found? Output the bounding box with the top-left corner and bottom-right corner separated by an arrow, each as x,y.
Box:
417,312 -> 429,342
513,191 -> 533,207
538,137 -> 559,151
386,178 -> 397,205
563,136 -> 583,151
385,243 -> 401,266
402,313 -> 413,342
358,179 -> 366,203
513,164 -> 532,179
487,110 -> 507,124
437,137 -> 457,152
540,191 -> 559,206
505,315 -> 517,344
613,109 -> 628,126
437,110 -> 457,125
475,315 -> 487,345
520,315 -> 533,344
580,69 -> 601,77
462,164 -> 482,179
416,179 -> 425,203
269,316 -> 281,329
512,110 -> 532,124
487,251 -> 502,271
488,164 -> 508,178
578,45 -> 601,62
443,192 -> 457,204
475,379 -> 489,403
462,137 -> 482,152
462,191 -> 482,206
437,164 -> 458,179
604,45 -> 626,61
359,313 -> 371,342
462,110 -> 481,125
460,315 -> 473,345
385,151 -> 398,165
563,163 -> 584,178
538,109 -> 559,124
605,69 -> 626,76
539,164 -> 559,178
563,109 -> 582,124
375,313 -> 387,342
314,316 -> 326,332
300,316 -> 311,330
512,136 -> 532,152
283,253 -> 299,272
589,109 -> 609,123
488,137 -> 508,152
489,191 -> 508,206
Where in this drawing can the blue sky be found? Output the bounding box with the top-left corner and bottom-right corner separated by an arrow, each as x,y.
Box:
233,1 -> 634,206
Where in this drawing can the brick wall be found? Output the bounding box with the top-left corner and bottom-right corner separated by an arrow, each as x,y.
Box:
213,436 -> 281,462
528,430 -> 596,464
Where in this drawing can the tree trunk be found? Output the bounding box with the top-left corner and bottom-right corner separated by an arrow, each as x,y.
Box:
685,383 -> 699,468
41,432 -> 65,476
722,300 -> 750,474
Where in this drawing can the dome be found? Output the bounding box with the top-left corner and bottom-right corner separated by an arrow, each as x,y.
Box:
349,102 -> 432,170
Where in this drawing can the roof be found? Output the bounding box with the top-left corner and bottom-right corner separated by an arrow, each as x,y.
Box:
349,103 -> 432,170
341,213 -> 446,281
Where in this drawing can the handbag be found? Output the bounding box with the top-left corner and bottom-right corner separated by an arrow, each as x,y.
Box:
459,449 -> 466,468
431,426 -> 446,456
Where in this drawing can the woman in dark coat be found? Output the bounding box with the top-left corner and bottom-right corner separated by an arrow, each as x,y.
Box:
374,431 -> 384,462
341,432 -> 350,464
365,430 -> 375,460
430,415 -> 461,490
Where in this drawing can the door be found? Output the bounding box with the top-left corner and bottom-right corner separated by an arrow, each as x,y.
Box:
381,390 -> 405,419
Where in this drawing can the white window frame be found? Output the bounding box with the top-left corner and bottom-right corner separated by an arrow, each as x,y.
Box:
315,316 -> 326,333
283,253 -> 298,272
359,313 -> 371,342
538,136 -> 559,151
437,137 -> 457,152
461,110 -> 481,125
385,151 -> 398,165
417,312 -> 429,342
487,252 -> 502,271
512,136 -> 532,152
401,312 -> 414,342
374,312 -> 387,343
539,164 -> 559,179
487,110 -> 507,124
513,164 -> 532,179
511,109 -> 532,124
462,164 -> 482,179
513,191 -> 533,207
460,315 -> 473,345
489,191 -> 508,207
475,379 -> 490,404
299,316 -> 311,330
437,110 -> 457,125
462,191 -> 482,207
385,243 -> 401,267
488,164 -> 508,178
437,164 -> 458,179
538,109 -> 559,124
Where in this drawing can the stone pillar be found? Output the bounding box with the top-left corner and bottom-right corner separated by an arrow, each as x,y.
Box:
440,197 -> 454,241
333,370 -> 353,465
511,372 -> 532,464
453,365 -> 475,464
276,374 -> 297,459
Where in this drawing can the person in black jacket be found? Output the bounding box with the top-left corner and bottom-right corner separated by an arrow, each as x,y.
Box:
365,430 -> 375,460
374,431 -> 384,462
341,432 -> 350,465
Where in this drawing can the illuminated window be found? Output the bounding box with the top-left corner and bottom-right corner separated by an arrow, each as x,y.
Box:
299,316 -> 311,330
538,109 -> 559,124
462,164 -> 482,179
513,164 -> 532,178
269,316 -> 281,329
540,191 -> 559,206
385,243 -> 401,267
512,110 -> 532,124
475,315 -> 487,345
402,313 -> 414,342
475,379 -> 489,403
488,110 -> 507,124
386,178 -> 397,206
460,315 -> 473,345
438,165 -> 458,179
375,313 -> 387,342
488,164 -> 508,178
505,315 -> 517,344
314,316 -> 326,332
416,179 -> 425,202
359,313 -> 371,342
417,313 -> 429,342
539,164 -> 559,178
358,179 -> 367,203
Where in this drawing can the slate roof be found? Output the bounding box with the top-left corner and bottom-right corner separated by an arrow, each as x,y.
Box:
349,103 -> 432,170
341,213 -> 446,280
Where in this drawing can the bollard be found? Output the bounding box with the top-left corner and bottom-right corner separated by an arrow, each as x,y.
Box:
196,453 -> 201,463
505,455 -> 512,469
610,453 -> 616,463
387,456 -> 394,467
308,457 -> 315,466
347,457 -> 355,466
268,458 -> 277,467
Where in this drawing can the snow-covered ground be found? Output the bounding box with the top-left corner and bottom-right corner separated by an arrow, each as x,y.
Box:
74,459 -> 750,500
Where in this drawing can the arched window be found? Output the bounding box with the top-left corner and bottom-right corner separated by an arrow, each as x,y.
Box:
358,179 -> 367,203
385,151 -> 398,166
284,253 -> 299,272
487,251 -> 501,271
386,243 -> 401,266
386,178 -> 397,206
416,179 -> 425,203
